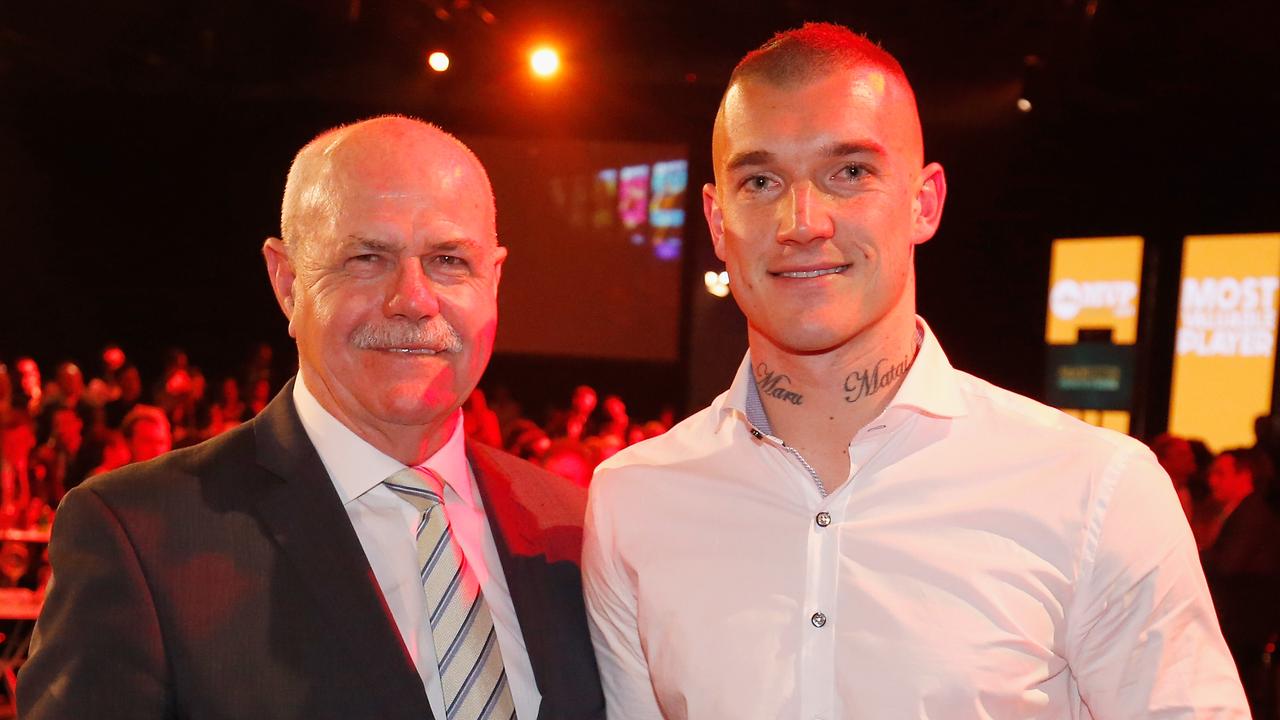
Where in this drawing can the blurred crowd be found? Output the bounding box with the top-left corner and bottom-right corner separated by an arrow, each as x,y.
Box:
472,384 -> 674,489
1149,422 -> 1280,706
4,342 -> 1275,697
0,344 -> 278,537
0,345 -> 673,542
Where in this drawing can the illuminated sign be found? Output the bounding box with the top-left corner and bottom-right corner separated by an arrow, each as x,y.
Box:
1044,237 -> 1144,432
1169,233 -> 1280,449
1045,237 -> 1144,344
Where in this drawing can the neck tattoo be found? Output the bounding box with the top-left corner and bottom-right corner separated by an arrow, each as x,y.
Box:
843,352 -> 913,404
755,362 -> 803,406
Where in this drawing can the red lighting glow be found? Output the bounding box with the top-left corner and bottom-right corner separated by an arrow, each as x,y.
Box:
530,47 -> 560,78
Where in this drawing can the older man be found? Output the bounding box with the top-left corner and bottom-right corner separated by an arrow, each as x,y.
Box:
583,24 -> 1246,718
20,117 -> 603,720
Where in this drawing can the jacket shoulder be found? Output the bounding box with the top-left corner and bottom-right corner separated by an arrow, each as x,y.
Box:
470,441 -> 587,525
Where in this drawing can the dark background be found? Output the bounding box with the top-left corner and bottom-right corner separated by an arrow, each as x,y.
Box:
3,0 -> 1278,429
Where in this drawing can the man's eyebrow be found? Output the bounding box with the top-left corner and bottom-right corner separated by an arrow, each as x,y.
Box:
342,236 -> 398,253
428,238 -> 486,254
725,150 -> 775,173
823,141 -> 886,158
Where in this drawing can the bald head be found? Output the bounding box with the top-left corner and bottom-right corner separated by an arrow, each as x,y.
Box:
280,115 -> 495,257
712,23 -> 924,179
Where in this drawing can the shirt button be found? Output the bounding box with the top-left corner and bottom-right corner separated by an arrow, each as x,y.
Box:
750,428 -> 763,439
810,612 -> 827,628
815,511 -> 831,527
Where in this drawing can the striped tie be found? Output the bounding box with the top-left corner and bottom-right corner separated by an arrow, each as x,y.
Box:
385,467 -> 517,720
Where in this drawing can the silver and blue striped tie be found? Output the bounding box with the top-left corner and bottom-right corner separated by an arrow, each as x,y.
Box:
385,467 -> 517,720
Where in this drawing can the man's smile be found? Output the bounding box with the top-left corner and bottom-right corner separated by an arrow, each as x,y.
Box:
771,264 -> 851,279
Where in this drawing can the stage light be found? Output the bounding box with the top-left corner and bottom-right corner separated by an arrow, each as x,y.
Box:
428,51 -> 450,73
530,47 -> 560,78
1017,97 -> 1033,112
704,270 -> 731,298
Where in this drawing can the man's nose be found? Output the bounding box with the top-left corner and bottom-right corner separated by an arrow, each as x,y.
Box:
384,259 -> 441,320
777,181 -> 835,245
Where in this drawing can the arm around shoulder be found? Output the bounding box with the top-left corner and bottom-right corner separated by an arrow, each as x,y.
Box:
18,484 -> 171,719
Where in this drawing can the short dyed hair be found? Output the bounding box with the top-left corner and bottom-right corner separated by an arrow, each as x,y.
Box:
729,22 -> 909,90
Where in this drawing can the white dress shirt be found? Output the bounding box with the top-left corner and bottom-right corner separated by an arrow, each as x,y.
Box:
292,374 -> 542,718
583,318 -> 1247,719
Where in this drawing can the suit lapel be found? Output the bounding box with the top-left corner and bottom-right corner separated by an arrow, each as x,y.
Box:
250,381 -> 433,720
468,443 -> 553,691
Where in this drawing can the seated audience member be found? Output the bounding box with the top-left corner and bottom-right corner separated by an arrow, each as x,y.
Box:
0,362 -> 12,420
1201,446 -> 1280,714
505,418 -> 552,461
1152,433 -> 1197,520
584,434 -> 624,466
0,540 -> 31,588
102,364 -> 142,429
214,376 -> 246,424
548,385 -> 598,441
244,341 -> 274,391
542,440 -> 594,489
14,358 -> 42,416
98,344 -> 128,387
32,406 -> 97,501
41,362 -> 99,436
596,395 -> 630,442
1252,412 -> 1280,510
0,412 -> 36,513
121,404 -> 173,463
462,388 -> 503,447
247,377 -> 271,417
88,431 -> 130,477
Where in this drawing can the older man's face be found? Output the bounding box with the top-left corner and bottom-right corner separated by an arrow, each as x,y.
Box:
282,136 -> 504,438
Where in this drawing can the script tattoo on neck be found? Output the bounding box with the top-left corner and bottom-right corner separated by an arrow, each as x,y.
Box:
755,362 -> 803,406
844,354 -> 912,404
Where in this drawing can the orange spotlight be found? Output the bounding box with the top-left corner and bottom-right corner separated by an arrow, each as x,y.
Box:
427,51 -> 450,73
530,47 -> 560,78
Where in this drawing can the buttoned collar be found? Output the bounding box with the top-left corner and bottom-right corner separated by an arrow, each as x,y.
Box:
721,316 -> 969,434
292,372 -> 473,507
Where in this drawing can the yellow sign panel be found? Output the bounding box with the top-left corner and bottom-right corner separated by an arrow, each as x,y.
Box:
1045,236 -> 1144,345
1046,237 -> 1144,434
1168,233 -> 1280,450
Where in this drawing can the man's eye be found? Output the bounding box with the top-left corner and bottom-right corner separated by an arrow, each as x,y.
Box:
433,255 -> 471,272
836,164 -> 868,181
345,253 -> 384,270
743,175 -> 775,192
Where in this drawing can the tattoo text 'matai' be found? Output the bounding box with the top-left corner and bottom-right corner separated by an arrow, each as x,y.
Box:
844,355 -> 911,403
755,363 -> 803,406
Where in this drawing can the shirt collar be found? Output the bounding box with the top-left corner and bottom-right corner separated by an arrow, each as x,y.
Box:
721,316 -> 969,433
292,372 -> 474,507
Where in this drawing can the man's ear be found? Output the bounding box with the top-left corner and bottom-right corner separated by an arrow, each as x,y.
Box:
702,182 -> 727,261
490,245 -> 508,298
911,162 -> 947,246
262,237 -> 299,338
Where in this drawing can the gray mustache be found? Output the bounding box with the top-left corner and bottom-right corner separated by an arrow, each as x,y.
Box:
351,319 -> 463,353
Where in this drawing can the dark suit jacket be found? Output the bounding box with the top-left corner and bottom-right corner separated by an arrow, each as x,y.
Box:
17,381 -> 604,720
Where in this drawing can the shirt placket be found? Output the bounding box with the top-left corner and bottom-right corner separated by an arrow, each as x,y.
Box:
755,413 -> 907,720
747,421 -> 839,719
800,487 -> 839,720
